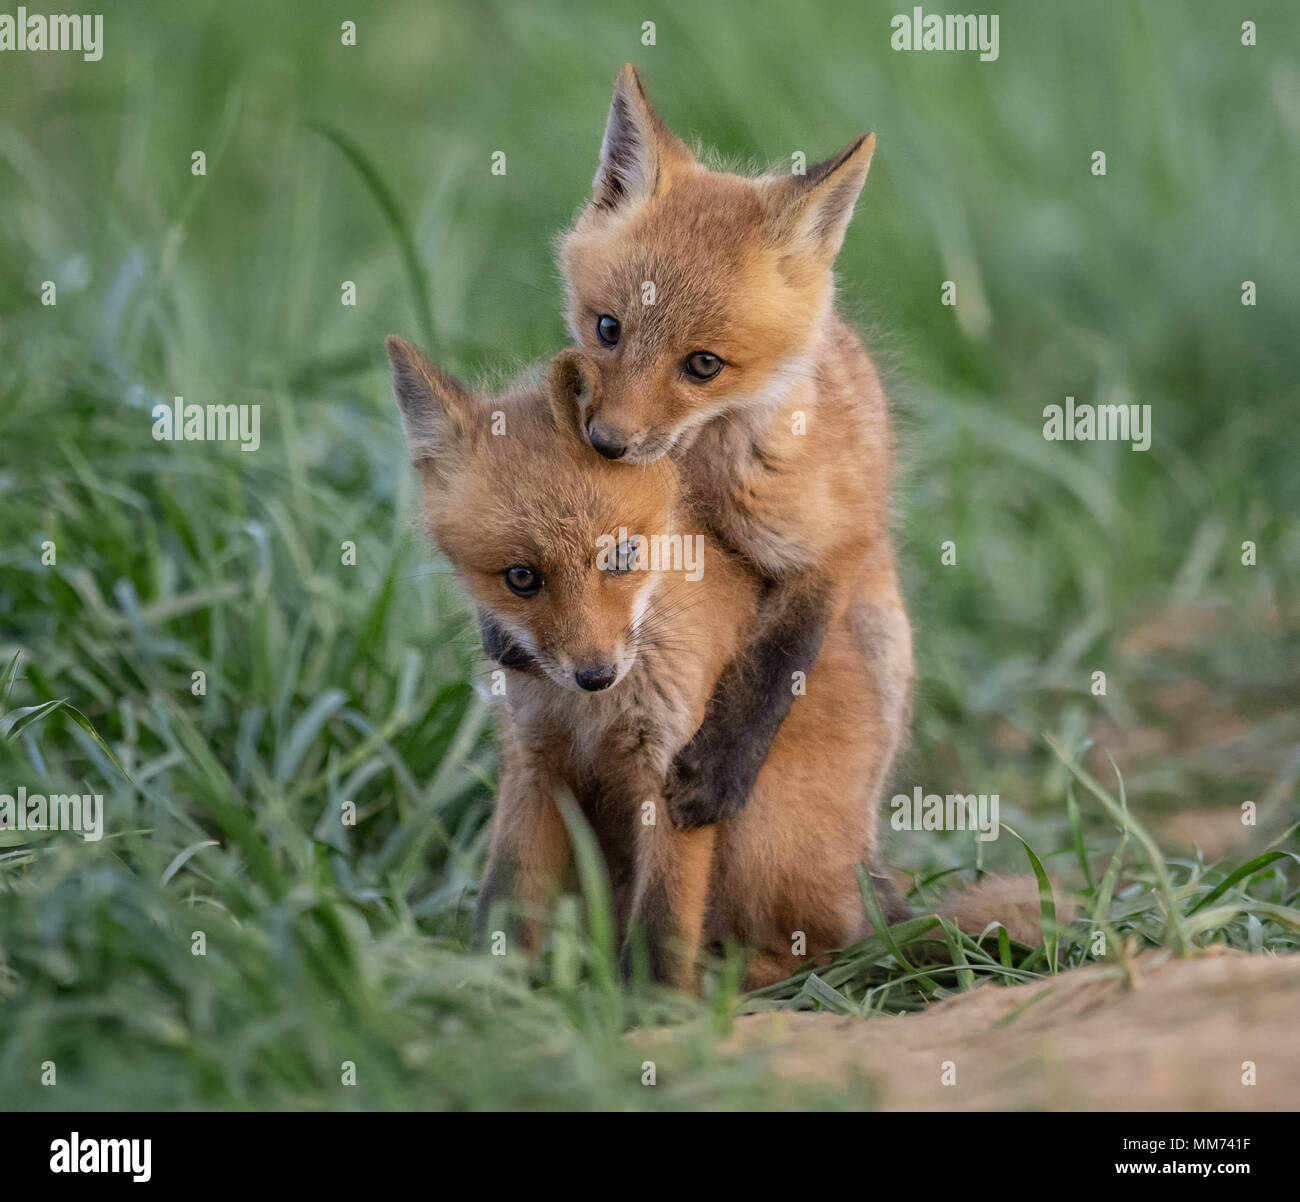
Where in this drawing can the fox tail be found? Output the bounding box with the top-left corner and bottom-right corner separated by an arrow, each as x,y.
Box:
929,872 -> 1075,948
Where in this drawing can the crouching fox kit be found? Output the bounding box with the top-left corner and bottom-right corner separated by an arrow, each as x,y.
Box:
388,337 -> 908,989
549,65 -> 916,843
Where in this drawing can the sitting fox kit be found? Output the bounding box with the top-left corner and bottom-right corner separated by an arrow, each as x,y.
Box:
389,338 -> 908,988
388,65 -> 921,988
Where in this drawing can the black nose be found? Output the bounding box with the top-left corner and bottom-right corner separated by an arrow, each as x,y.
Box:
586,421 -> 628,460
575,663 -> 617,692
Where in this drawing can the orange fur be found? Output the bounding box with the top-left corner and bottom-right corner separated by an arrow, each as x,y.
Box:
560,69 -> 914,838
388,339 -> 907,988
385,71 -> 928,991
557,66 -> 918,959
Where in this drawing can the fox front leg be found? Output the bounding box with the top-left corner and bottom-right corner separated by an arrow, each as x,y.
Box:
473,747 -> 570,956
620,802 -> 717,991
665,574 -> 829,829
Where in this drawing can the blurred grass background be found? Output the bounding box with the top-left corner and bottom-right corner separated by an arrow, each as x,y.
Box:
1,0 -> 1298,1109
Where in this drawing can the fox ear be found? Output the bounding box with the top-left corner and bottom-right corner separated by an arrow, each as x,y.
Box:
385,335 -> 475,466
768,132 -> 876,260
591,63 -> 692,212
548,347 -> 601,439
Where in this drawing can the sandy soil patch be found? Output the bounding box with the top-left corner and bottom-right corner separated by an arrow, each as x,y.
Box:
728,949 -> 1300,1109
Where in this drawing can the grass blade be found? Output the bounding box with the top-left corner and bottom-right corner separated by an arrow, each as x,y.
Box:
308,120 -> 435,348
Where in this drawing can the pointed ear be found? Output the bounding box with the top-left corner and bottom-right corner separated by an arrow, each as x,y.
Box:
385,335 -> 475,466
591,63 -> 693,212
767,132 -> 876,260
548,347 -> 601,438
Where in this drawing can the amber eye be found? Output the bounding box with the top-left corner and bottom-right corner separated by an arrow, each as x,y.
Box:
596,315 -> 621,347
683,351 -> 723,381
504,565 -> 542,597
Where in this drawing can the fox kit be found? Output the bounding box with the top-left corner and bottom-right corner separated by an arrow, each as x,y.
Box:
540,66 -> 914,870
387,338 -> 909,988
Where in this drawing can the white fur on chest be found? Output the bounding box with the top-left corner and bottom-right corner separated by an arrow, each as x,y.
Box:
502,655 -> 698,781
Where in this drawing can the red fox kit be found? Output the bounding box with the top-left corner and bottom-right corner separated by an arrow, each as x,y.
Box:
387,337 -> 909,988
534,66 -> 914,851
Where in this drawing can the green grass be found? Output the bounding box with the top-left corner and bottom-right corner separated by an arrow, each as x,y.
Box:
1,0 -> 1298,1109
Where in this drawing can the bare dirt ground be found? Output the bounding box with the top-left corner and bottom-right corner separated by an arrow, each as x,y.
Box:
728,949 -> 1300,1109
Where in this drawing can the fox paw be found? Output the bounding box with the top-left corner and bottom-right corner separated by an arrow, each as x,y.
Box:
664,747 -> 751,828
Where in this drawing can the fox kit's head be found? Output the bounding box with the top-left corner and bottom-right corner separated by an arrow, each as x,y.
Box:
387,337 -> 684,693
559,64 -> 875,464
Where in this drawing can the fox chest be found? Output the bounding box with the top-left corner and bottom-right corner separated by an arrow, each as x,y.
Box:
522,668 -> 697,803
685,426 -> 827,576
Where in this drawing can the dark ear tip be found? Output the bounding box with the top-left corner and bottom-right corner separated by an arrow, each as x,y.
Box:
840,133 -> 876,170
548,347 -> 591,398
615,62 -> 650,105
834,133 -> 875,170
548,348 -> 602,431
385,334 -> 416,368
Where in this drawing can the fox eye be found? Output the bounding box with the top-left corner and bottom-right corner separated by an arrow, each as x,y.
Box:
504,565 -> 542,597
606,541 -> 639,574
683,351 -> 723,381
596,315 -> 621,347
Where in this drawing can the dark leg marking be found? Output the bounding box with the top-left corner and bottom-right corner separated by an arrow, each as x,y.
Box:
665,574 -> 830,828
